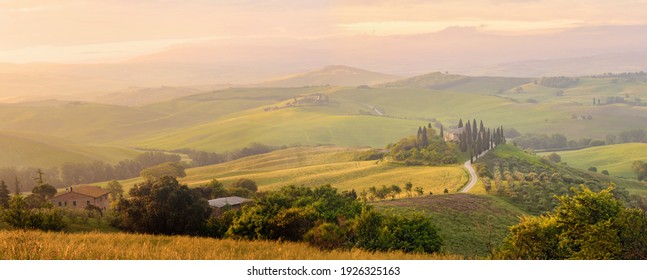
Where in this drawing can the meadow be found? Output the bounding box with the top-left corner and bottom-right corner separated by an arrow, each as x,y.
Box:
542,143 -> 647,179
0,230 -> 462,260
373,194 -> 526,258
96,146 -> 469,195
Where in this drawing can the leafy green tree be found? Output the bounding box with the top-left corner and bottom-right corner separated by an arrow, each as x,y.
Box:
632,160 -> 647,181
231,178 -> 258,193
105,180 -> 124,201
140,162 -> 186,180
389,185 -> 402,199
545,153 -> 561,163
31,183 -> 57,199
414,187 -> 424,196
601,170 -> 610,176
498,186 -> 647,260
1,195 -> 66,231
0,180 -> 10,208
113,176 -> 211,235
588,166 -> 598,173
404,182 -> 413,197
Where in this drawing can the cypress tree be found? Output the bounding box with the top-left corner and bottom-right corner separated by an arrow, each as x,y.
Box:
458,119 -> 463,128
428,123 -> 432,129
440,125 -> 444,141
479,120 -> 485,135
465,122 -> 472,148
472,119 -> 478,142
421,127 -> 428,147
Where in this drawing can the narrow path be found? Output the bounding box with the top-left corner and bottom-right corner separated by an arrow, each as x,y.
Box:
460,146 -> 495,193
461,159 -> 478,193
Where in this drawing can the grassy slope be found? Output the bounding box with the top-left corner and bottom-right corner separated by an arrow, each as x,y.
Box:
373,194 -> 526,258
0,131 -> 140,168
98,147 -> 468,195
542,143 -> 647,179
483,144 -> 647,196
0,230 -> 460,260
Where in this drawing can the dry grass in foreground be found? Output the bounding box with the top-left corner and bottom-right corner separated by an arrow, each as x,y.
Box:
0,230 -> 463,260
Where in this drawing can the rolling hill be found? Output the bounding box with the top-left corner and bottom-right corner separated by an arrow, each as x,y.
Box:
98,146 -> 468,195
2,73 -> 647,169
260,65 -> 400,87
373,194 -> 526,258
545,143 -> 647,179
0,131 -> 139,168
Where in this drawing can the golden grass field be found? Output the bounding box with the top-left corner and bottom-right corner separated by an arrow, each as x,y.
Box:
0,230 -> 462,260
99,146 -> 469,196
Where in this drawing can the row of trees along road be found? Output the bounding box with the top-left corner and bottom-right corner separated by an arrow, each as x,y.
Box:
456,118 -> 506,162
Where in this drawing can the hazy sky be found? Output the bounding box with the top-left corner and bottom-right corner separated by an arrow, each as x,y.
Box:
1,0 -> 646,63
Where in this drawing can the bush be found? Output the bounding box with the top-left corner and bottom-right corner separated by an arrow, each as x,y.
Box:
1,195 -> 67,231
305,222 -> 347,250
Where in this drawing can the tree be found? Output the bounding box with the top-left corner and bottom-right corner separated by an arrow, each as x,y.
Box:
31,183 -> 57,199
0,180 -> 10,208
404,182 -> 413,197
1,195 -> 66,231
140,162 -> 186,180
632,160 -> 647,181
414,186 -> 424,196
231,178 -> 258,193
458,119 -> 463,128
439,125 -> 444,141
497,186 -> 647,260
389,185 -> 402,199
113,176 -> 211,235
106,180 -> 124,201
545,153 -> 561,163
601,170 -> 610,176
588,167 -> 598,173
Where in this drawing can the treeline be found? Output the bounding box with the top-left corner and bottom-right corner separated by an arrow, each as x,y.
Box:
512,128 -> 647,150
0,142 -> 282,192
388,124 -> 459,165
0,151 -> 180,192
456,119 -> 506,162
591,71 -> 647,80
110,177 -> 443,254
174,142 -> 280,167
538,76 -> 579,88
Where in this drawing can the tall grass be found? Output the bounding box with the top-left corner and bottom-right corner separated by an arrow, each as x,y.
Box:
0,230 -> 462,260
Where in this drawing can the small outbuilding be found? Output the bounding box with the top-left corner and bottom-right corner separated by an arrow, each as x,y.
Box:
208,196 -> 252,215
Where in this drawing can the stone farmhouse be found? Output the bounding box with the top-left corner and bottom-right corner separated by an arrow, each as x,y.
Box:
444,127 -> 465,142
49,185 -> 110,210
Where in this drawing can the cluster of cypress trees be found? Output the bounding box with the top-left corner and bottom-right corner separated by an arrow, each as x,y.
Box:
456,119 -> 505,162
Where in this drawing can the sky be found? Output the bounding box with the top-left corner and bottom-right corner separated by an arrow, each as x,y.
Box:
1,0 -> 647,63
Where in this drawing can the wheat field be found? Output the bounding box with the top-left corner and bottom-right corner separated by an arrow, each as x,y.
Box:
0,230 -> 462,260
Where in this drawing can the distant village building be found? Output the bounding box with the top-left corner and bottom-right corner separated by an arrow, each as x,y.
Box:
444,127 -> 465,142
49,185 -> 110,210
208,196 -> 252,215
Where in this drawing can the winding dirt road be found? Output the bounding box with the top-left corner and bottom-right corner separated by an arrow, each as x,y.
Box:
461,159 -> 478,193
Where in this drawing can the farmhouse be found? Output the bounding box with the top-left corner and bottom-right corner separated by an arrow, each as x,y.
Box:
444,127 -> 465,142
49,185 -> 110,210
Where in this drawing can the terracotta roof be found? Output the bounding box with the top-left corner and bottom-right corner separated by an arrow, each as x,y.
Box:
69,185 -> 110,198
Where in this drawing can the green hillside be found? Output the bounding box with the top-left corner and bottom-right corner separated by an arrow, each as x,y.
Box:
0,130 -> 139,168
373,194 -> 526,258
545,143 -> 647,179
